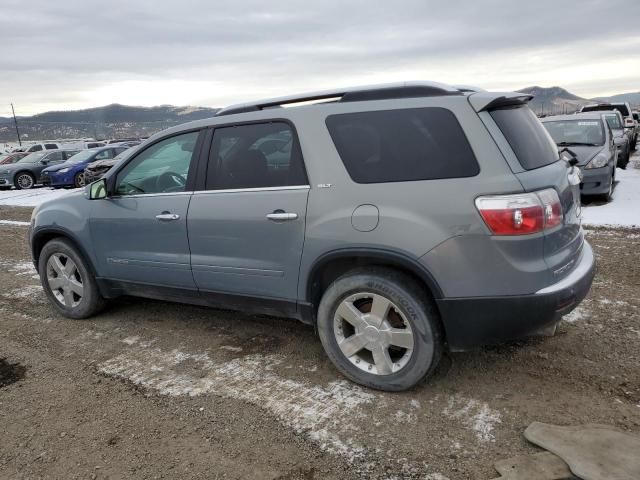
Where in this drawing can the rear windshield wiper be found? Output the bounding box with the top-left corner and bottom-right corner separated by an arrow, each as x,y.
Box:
556,142 -> 600,147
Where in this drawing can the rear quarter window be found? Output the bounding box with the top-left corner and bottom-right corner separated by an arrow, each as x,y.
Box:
490,106 -> 559,170
325,107 -> 479,183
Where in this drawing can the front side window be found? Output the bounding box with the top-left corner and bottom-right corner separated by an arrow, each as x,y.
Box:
206,122 -> 307,190
542,120 -> 605,146
94,149 -> 113,161
115,131 -> 199,195
30,145 -> 43,152
44,144 -> 58,150
46,151 -> 65,162
604,114 -> 622,130
326,107 -> 479,183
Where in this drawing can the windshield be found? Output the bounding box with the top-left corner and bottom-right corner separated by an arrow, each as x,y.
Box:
17,152 -> 46,163
604,114 -> 622,130
66,150 -> 96,163
542,120 -> 605,146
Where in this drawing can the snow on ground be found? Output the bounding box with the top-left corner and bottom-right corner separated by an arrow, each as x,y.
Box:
581,152 -> 640,228
0,187 -> 79,207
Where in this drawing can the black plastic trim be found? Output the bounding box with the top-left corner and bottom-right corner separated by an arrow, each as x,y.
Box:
340,86 -> 461,102
305,248 -> 444,303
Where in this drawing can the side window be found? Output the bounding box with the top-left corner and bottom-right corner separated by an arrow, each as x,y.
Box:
94,149 -> 113,161
326,107 -> 480,183
44,144 -> 58,150
115,131 -> 199,195
64,150 -> 80,160
31,145 -> 43,152
48,151 -> 65,162
206,122 -> 307,190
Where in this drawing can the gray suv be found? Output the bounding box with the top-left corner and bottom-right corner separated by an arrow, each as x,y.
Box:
29,82 -> 595,391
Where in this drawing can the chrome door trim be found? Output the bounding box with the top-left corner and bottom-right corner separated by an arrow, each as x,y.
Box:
192,185 -> 310,196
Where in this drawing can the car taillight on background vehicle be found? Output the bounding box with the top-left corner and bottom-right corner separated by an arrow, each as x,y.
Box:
475,188 -> 563,235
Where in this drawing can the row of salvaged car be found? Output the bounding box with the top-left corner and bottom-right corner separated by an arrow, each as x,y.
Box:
539,101 -> 638,202
0,140 -> 141,189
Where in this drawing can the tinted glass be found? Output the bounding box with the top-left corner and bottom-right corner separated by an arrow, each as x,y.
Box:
116,131 -> 198,195
206,122 -> 307,189
46,151 -> 65,162
490,106 -> 559,170
543,120 -> 605,146
30,145 -> 43,152
604,114 -> 622,129
326,108 -> 478,183
44,144 -> 58,149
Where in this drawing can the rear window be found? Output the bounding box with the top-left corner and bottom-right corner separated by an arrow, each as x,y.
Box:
490,106 -> 559,170
326,107 -> 479,184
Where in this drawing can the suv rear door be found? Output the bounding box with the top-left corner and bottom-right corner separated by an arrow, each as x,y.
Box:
187,121 -> 309,306
481,103 -> 583,283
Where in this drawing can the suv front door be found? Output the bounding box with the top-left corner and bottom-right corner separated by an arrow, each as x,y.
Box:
188,121 -> 309,305
89,130 -> 202,290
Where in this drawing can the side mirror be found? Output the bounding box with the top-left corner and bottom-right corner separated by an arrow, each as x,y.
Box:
40,159 -> 49,165
88,178 -> 108,200
624,118 -> 634,128
559,147 -> 579,167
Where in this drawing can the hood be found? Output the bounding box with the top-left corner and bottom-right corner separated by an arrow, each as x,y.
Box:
42,160 -> 76,173
1,162 -> 31,172
558,145 -> 604,167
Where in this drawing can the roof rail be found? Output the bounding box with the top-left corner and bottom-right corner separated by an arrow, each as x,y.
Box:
215,81 -> 461,116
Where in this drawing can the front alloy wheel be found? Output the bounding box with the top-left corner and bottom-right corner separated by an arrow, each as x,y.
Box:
46,253 -> 84,308
74,172 -> 85,188
16,173 -> 34,189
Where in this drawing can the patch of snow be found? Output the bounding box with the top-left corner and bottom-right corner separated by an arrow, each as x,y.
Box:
0,219 -> 30,226
424,474 -> 450,480
0,187 -> 80,207
121,336 -> 140,345
98,345 -> 375,461
219,345 -> 243,352
581,155 -> 640,228
442,396 -> 502,442
563,306 -> 587,323
4,284 -> 43,300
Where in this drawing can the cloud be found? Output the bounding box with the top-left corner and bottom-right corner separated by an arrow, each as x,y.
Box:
1,0 -> 639,115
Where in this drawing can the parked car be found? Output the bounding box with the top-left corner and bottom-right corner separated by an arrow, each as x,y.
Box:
580,102 -> 637,149
60,141 -> 106,150
40,146 -> 127,188
541,113 -> 617,201
83,149 -> 132,184
0,149 -> 80,189
11,142 -> 60,153
600,111 -> 632,168
29,82 -> 595,391
0,152 -> 29,165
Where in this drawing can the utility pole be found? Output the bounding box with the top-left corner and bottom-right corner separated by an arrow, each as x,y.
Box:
10,103 -> 22,146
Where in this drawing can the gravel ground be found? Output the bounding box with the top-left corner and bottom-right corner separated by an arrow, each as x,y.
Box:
0,192 -> 638,479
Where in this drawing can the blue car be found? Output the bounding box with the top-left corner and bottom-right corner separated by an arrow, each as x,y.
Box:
41,146 -> 127,188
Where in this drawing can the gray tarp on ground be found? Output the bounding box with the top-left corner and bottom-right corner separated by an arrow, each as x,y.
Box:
524,422 -> 640,480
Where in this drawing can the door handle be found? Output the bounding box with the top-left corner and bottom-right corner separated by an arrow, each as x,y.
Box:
266,212 -> 298,222
155,212 -> 180,221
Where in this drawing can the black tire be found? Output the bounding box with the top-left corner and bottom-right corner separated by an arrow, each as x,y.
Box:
14,171 -> 35,190
74,172 -> 85,188
38,238 -> 106,319
317,267 -> 443,392
599,169 -> 614,203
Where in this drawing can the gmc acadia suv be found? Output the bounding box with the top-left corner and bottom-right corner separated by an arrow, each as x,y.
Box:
29,82 -> 595,391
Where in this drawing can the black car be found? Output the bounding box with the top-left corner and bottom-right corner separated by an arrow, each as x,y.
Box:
0,150 -> 80,190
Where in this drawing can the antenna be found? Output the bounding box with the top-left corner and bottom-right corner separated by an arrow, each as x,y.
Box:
10,103 -> 22,146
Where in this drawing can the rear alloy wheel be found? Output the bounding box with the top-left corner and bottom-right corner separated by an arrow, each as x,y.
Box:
317,268 -> 442,391
15,172 -> 35,190
39,238 -> 106,319
74,172 -> 85,188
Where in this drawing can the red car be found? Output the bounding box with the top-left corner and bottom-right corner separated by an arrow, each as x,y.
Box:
0,152 -> 28,165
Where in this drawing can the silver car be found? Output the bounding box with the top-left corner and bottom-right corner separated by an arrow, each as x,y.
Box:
29,82 -> 595,391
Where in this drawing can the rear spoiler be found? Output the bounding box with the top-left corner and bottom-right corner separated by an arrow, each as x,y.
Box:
468,92 -> 534,112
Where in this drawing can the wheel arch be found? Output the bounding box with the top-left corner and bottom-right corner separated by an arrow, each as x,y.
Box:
304,248 -> 444,322
14,170 -> 35,186
31,227 -> 98,278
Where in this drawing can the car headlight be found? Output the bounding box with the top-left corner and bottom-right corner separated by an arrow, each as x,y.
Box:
585,153 -> 608,169
58,168 -> 70,173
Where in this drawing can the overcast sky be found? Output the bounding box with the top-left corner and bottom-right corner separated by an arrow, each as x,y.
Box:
1,0 -> 639,116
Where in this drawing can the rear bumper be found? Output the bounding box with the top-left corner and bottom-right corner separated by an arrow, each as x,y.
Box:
437,241 -> 595,351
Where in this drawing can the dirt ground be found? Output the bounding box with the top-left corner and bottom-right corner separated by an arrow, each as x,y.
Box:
0,203 -> 638,479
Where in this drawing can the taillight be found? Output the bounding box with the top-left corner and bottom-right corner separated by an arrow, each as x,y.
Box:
475,188 -> 563,236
